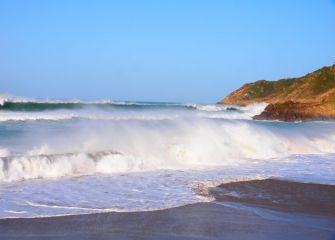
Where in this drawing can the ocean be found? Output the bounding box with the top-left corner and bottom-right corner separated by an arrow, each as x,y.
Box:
0,96 -> 335,219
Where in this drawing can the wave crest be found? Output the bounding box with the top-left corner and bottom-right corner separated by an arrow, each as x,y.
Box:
1,119 -> 335,182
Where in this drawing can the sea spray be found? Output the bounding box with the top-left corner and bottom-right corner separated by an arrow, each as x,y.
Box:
1,118 -> 335,182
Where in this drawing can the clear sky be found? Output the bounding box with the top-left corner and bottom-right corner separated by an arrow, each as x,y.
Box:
1,0 -> 335,103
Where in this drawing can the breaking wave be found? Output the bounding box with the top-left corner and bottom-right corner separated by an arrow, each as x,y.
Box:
1,119 -> 335,182
0,111 -> 180,122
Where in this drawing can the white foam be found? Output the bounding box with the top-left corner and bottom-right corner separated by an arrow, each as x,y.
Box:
192,104 -> 227,112
1,153 -> 335,219
1,119 -> 335,183
241,102 -> 268,116
0,111 -> 180,122
0,111 -> 76,122
0,148 -> 9,158
0,93 -> 174,106
0,94 -> 33,106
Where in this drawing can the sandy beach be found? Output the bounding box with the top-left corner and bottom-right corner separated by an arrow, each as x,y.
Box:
1,179 -> 334,240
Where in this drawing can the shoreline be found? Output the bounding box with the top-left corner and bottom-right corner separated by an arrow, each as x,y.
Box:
1,178 -> 334,240
1,202 -> 334,240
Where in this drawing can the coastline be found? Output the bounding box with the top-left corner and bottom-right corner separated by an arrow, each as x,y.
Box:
1,179 -> 334,240
218,65 -> 335,122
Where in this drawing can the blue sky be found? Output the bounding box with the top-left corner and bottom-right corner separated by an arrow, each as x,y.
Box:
0,0 -> 335,103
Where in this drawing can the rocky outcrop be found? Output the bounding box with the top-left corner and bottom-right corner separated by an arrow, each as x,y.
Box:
253,101 -> 334,122
218,65 -> 335,121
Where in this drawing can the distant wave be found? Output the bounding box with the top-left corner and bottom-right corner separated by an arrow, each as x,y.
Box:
0,105 -> 266,122
0,99 -> 245,112
0,94 -> 261,113
0,94 -> 193,111
0,100 -> 186,112
0,94 -> 268,122
0,112 -> 180,122
189,104 -> 239,112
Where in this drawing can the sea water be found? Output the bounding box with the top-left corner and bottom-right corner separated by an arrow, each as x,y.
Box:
0,95 -> 334,218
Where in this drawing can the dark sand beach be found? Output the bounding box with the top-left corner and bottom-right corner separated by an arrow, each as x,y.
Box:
205,178 -> 335,216
1,179 -> 334,240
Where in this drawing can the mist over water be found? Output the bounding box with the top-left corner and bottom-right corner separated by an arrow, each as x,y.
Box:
0,96 -> 335,218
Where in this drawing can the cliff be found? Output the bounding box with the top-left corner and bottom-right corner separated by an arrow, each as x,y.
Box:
218,65 -> 335,121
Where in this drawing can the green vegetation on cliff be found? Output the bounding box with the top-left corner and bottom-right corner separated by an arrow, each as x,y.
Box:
219,64 -> 335,105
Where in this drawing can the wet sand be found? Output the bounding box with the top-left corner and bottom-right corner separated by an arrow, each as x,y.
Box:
1,179 -> 334,240
206,178 -> 335,216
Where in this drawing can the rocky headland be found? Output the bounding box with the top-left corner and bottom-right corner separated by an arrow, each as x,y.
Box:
219,64 -> 335,121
